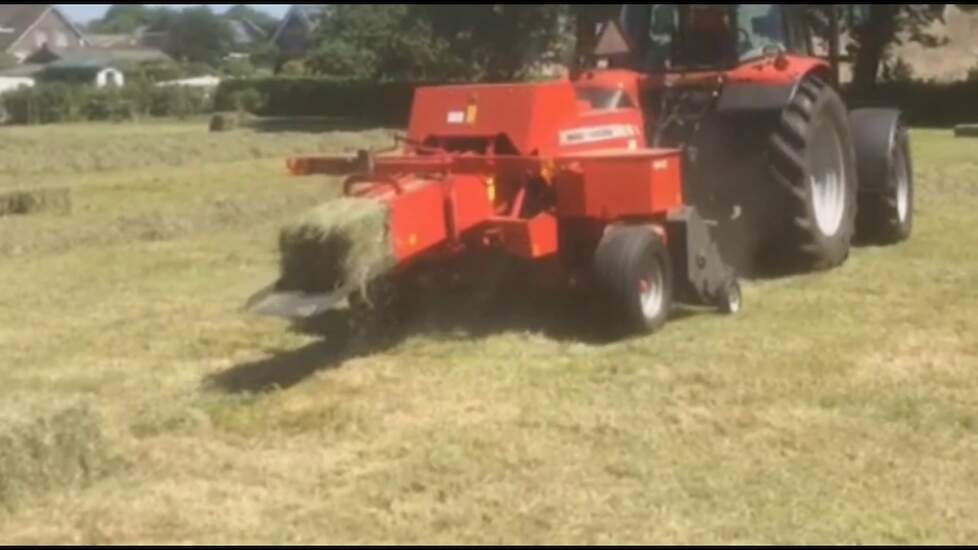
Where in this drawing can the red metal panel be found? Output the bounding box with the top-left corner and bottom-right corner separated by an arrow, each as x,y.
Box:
447,175 -> 494,237
492,213 -> 559,260
553,150 -> 684,220
639,56 -> 831,90
386,182 -> 449,262
407,82 -> 579,156
725,55 -> 831,86
553,110 -> 647,155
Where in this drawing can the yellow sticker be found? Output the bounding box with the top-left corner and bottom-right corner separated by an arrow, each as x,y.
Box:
409,234 -> 418,248
466,104 -> 478,125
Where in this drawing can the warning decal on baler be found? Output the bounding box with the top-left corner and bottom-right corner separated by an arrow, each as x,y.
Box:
559,124 -> 637,147
447,111 -> 466,124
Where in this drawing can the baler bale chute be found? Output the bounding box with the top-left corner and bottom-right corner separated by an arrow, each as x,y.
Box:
247,4 -> 915,338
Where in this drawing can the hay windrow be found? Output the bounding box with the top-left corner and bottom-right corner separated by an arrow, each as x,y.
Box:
0,188 -> 71,218
0,398 -> 111,511
276,197 -> 396,296
954,125 -> 978,138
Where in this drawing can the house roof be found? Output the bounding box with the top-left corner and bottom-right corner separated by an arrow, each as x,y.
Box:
0,5 -> 86,53
227,18 -> 268,47
271,5 -> 330,44
27,45 -> 173,69
0,63 -> 44,77
85,34 -> 140,49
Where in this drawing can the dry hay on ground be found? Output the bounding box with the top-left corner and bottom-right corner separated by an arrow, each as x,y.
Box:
0,188 -> 71,218
276,197 -> 396,297
0,398 -> 112,511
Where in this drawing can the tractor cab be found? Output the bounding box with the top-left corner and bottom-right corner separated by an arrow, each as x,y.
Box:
620,4 -> 814,74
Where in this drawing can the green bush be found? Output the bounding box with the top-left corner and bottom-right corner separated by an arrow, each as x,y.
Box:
78,88 -> 133,122
1,83 -> 212,125
213,78 -> 421,125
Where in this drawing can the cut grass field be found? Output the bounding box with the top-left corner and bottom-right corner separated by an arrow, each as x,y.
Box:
0,122 -> 976,544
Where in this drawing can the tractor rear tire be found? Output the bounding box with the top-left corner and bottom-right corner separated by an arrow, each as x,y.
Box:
765,76 -> 858,272
853,116 -> 915,245
594,226 -> 674,335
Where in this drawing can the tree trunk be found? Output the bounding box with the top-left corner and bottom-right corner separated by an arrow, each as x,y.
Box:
851,5 -> 901,93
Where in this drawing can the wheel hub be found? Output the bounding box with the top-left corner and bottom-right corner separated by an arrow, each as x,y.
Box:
639,267 -> 665,321
894,143 -> 910,224
809,119 -> 847,237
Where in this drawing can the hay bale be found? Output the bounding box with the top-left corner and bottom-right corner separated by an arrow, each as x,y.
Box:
0,188 -> 72,218
276,197 -> 396,296
954,124 -> 978,138
209,112 -> 239,132
0,398 -> 111,510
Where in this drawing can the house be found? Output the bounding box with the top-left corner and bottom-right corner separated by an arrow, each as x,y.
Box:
0,5 -> 87,63
271,5 -> 330,60
24,44 -> 173,70
2,45 -> 174,87
84,34 -> 141,49
227,18 -> 268,54
39,61 -> 126,89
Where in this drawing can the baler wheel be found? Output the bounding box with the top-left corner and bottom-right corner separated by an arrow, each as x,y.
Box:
594,226 -> 674,335
715,278 -> 742,316
766,75 -> 858,272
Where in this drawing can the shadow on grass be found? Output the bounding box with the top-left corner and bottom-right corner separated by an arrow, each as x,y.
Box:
204,338 -> 352,395
205,282 -> 719,396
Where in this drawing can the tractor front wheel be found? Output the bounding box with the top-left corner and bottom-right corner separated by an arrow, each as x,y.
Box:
594,226 -> 674,335
852,112 -> 915,245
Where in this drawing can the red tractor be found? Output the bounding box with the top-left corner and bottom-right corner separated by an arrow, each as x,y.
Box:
247,4 -> 914,337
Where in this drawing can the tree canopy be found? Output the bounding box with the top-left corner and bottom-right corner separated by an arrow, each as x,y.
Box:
87,5 -> 173,34
306,4 -> 572,82
166,7 -> 234,67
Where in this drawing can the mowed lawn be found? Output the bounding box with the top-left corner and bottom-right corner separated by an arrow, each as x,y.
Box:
0,122 -> 976,544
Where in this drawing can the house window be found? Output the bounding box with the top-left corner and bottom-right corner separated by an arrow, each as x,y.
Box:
55,31 -> 68,48
35,31 -> 47,47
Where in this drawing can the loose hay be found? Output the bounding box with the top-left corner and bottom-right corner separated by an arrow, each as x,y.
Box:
0,398 -> 111,511
0,188 -> 71,218
276,197 -> 396,297
954,125 -> 978,138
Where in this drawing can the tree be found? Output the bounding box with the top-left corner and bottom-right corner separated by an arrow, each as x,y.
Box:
306,5 -> 571,82
251,43 -> 281,71
809,5 -> 978,91
166,7 -> 234,67
88,4 -> 174,34
307,5 -> 448,81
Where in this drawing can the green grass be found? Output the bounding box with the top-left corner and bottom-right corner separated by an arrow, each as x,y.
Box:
0,123 -> 976,544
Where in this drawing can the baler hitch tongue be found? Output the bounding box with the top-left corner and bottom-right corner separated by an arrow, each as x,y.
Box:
245,283 -> 357,320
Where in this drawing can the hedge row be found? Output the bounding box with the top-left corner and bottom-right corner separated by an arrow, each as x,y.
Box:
213,78 -> 424,125
4,77 -> 977,128
846,81 -> 978,127
214,77 -> 978,129
1,83 -> 211,125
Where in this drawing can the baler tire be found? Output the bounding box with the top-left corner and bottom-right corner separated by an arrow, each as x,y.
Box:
766,75 -> 858,272
594,226 -> 674,335
715,279 -> 743,316
855,124 -> 914,245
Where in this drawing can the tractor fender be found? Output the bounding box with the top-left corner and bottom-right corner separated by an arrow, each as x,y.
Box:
848,108 -> 907,194
715,66 -> 834,114
715,81 -> 799,114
